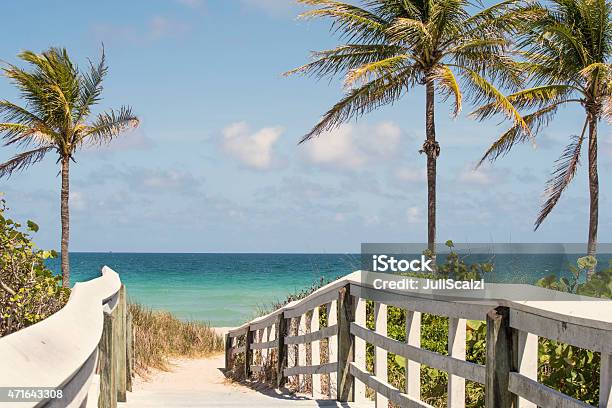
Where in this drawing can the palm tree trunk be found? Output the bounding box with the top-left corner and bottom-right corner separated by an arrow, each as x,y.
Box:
586,112 -> 598,279
424,79 -> 439,256
60,156 -> 70,288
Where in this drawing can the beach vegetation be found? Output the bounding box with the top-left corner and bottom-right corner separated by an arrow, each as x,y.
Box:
286,0 -> 529,256
0,197 -> 69,337
128,302 -> 224,378
246,245 -> 606,406
0,47 -> 139,287
475,0 -> 612,271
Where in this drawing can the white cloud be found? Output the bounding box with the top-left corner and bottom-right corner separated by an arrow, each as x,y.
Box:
456,163 -> 506,186
83,129 -> 153,154
91,16 -> 189,45
406,206 -> 423,223
70,191 -> 88,211
150,16 -> 190,39
302,125 -> 365,170
302,122 -> 403,170
221,122 -> 283,170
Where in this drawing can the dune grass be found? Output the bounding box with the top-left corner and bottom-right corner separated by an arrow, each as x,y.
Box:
128,303 -> 224,377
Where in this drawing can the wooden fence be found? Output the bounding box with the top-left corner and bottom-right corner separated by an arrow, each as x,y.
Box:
0,266 -> 134,408
225,270 -> 612,408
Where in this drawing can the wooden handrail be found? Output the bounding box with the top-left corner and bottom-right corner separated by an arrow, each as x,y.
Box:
0,266 -> 134,408
225,270 -> 612,408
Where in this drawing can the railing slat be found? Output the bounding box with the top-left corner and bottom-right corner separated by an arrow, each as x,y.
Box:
600,352 -> 612,408
510,309 -> 612,353
351,283 -> 490,321
406,310 -> 421,400
351,322 -> 485,384
508,372 -> 593,408
374,302 -> 388,408
284,362 -> 337,377
298,313 -> 307,391
285,325 -> 338,345
311,306 -> 322,397
349,362 -> 434,408
353,295 -> 368,403
448,317 -> 466,408
285,290 -> 338,319
326,300 -> 338,400
250,339 -> 279,350
516,330 -> 538,408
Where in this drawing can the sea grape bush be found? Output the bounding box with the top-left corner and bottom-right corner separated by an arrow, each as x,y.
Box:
0,197 -> 70,337
534,255 -> 610,405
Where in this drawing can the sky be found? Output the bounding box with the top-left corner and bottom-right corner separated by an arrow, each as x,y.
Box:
0,0 -> 610,253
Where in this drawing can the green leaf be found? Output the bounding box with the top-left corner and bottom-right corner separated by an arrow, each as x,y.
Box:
26,220 -> 39,232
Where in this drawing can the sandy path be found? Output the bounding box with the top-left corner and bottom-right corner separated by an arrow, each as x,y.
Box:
118,353 -> 371,407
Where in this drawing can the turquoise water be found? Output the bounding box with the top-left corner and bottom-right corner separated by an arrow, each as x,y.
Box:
47,252 -> 611,326
48,253 -> 359,326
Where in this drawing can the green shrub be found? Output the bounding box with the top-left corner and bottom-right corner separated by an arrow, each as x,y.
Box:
0,197 -> 70,337
534,255 -> 610,405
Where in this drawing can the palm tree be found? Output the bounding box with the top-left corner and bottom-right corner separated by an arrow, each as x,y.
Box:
475,0 -> 611,276
0,47 -> 139,287
286,0 -> 529,255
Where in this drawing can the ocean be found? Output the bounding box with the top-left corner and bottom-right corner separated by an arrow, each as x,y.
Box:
48,253 -> 360,327
47,252 -> 611,327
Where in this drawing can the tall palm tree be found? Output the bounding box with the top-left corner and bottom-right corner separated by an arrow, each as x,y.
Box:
0,47 -> 139,287
286,0 -> 529,255
475,0 -> 611,275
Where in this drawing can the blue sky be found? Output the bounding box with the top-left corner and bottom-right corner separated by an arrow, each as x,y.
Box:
0,0 -> 610,253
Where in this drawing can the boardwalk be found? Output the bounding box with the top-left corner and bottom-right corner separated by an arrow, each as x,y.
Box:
118,354 -> 372,408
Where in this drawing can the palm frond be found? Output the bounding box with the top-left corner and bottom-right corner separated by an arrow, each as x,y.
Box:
344,55 -> 410,88
432,65 -> 462,116
300,66 -> 415,142
471,85 -> 575,120
459,67 -> 530,135
535,122 -> 587,229
74,47 -> 108,123
602,95 -> 612,122
81,106 -> 139,145
0,146 -> 53,179
297,0 -> 386,43
386,17 -> 431,46
477,102 -> 562,166
283,44 -> 406,79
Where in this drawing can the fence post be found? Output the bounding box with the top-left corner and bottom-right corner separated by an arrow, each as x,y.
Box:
337,284 -> 354,402
126,310 -> 133,392
224,333 -> 232,371
485,306 -> 513,408
115,285 -> 127,402
276,312 -> 288,388
98,306 -> 117,408
244,327 -> 253,378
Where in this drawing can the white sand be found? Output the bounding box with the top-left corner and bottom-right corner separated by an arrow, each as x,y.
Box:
118,353 -> 372,407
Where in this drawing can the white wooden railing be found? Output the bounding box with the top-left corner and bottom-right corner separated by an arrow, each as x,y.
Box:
225,270 -> 612,408
0,266 -> 134,408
